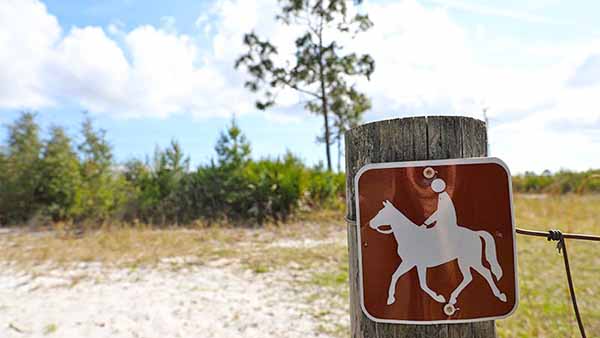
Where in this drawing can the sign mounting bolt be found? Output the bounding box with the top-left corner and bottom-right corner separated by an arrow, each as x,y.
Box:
443,303 -> 456,316
423,167 -> 436,179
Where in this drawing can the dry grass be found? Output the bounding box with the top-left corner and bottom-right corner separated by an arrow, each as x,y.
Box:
0,210 -> 346,271
1,225 -> 235,268
1,195 -> 599,337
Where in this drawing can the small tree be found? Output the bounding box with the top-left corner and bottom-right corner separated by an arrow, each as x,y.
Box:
215,118 -> 251,169
124,140 -> 190,224
0,112 -> 43,223
153,140 -> 190,223
210,118 -> 253,219
77,116 -> 120,220
38,126 -> 82,220
79,116 -> 112,175
235,0 -> 374,171
0,147 -> 6,224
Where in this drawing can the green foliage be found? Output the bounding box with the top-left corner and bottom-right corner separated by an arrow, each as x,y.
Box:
171,124 -> 340,225
123,141 -> 190,224
77,116 -> 129,221
512,170 -> 600,194
0,112 -> 43,223
235,0 -> 374,171
243,154 -> 306,223
177,152 -> 341,225
0,112 -> 137,225
0,112 -> 344,226
126,122 -> 344,225
4,112 -> 599,228
38,126 -> 82,221
215,118 -> 251,168
306,164 -> 345,209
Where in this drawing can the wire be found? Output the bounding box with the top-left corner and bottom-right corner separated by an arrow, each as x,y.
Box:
561,237 -> 586,338
516,228 -> 594,338
515,228 -> 600,242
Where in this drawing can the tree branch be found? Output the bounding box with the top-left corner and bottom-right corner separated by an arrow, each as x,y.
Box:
282,80 -> 322,99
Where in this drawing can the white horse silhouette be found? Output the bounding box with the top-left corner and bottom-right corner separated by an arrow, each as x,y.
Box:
369,200 -> 507,306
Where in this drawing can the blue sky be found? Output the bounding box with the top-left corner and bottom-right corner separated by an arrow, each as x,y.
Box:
1,0 -> 599,173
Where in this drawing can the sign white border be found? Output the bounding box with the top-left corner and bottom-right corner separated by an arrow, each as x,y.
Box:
354,157 -> 519,324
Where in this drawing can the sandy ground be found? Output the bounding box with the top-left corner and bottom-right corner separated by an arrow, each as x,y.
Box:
0,258 -> 342,338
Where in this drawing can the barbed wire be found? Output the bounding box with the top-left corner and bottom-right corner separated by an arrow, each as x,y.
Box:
515,227 -> 600,338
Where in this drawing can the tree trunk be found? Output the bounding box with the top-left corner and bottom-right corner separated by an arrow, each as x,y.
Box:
318,66 -> 332,171
318,16 -> 332,172
344,116 -> 495,338
337,133 -> 342,173
322,104 -> 332,171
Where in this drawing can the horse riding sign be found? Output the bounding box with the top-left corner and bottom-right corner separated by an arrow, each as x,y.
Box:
354,157 -> 518,324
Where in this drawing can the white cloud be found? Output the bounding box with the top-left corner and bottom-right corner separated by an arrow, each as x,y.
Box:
424,0 -> 569,24
346,0 -> 600,172
0,0 -> 262,119
0,0 -> 61,109
107,20 -> 125,36
47,27 -> 130,111
351,0 -> 477,117
568,54 -> 600,88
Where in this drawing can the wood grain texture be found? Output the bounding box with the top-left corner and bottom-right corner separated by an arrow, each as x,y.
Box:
344,116 -> 494,338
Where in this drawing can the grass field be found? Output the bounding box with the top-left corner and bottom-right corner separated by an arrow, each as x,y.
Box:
501,194 -> 600,337
0,195 -> 598,337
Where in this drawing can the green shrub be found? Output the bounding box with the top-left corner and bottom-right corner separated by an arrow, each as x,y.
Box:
243,154 -> 306,223
305,166 -> 345,209
512,170 -> 600,194
175,153 -> 308,225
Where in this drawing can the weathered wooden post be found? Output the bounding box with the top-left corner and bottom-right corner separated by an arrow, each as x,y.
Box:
345,116 -> 495,338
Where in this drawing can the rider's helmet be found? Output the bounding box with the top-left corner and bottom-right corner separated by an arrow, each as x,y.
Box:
431,178 -> 446,193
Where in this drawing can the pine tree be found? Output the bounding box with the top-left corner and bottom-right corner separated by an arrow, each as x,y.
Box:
155,141 -> 189,221
0,112 -> 43,223
235,0 -> 374,171
215,118 -> 251,169
77,116 -> 117,220
0,143 -> 9,225
38,126 -> 82,221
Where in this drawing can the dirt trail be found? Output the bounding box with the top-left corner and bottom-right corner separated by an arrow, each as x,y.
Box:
0,260 -> 335,338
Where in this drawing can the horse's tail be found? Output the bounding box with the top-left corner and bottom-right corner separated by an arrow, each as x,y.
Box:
477,230 -> 503,280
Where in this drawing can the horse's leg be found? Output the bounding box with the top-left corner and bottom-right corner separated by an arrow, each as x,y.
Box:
472,263 -> 507,302
448,261 -> 473,305
417,266 -> 445,303
387,262 -> 414,305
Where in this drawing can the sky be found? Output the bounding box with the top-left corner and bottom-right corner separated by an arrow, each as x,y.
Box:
1,0 -> 599,174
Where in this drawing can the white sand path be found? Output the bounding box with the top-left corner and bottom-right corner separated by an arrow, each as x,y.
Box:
0,261 -> 336,338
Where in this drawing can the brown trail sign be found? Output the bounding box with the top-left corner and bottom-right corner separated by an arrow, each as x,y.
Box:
345,116 -> 517,338
355,158 -> 518,323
